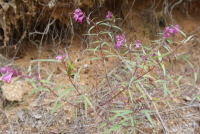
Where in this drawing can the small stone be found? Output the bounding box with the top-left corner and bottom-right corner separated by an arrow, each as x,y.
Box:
183,96 -> 191,102
83,64 -> 90,69
37,120 -> 42,125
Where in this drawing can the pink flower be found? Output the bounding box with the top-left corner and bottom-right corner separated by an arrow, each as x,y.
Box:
152,53 -> 157,57
163,32 -> 170,37
2,72 -> 13,83
37,76 -> 41,81
115,34 -> 126,49
115,42 -> 121,49
0,66 -> 21,76
135,40 -> 141,48
168,28 -> 174,33
56,55 -> 65,60
77,16 -> 85,24
0,67 -> 11,74
141,56 -> 147,61
173,25 -> 179,34
106,11 -> 113,19
73,8 -> 85,24
163,25 -> 179,37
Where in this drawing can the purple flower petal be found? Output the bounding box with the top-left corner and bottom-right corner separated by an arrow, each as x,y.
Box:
152,53 -> 157,57
56,54 -> 67,60
73,8 -> 85,24
168,28 -> 174,33
135,40 -> 141,48
77,16 -> 85,24
115,42 -> 121,49
141,56 -> 147,61
0,67 -> 9,74
163,32 -> 170,37
163,25 -> 179,37
0,66 -> 21,76
56,56 -> 64,60
135,43 -> 140,48
173,25 -> 179,34
2,72 -> 13,83
106,11 -> 112,19
115,34 -> 126,49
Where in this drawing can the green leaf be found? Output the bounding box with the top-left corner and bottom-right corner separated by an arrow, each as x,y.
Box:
105,55 -> 118,58
194,72 -> 197,83
31,59 -> 61,63
104,125 -> 121,134
163,82 -> 171,96
195,95 -> 200,102
86,57 -> 102,60
27,89 -> 38,97
103,50 -> 114,54
99,123 -> 107,128
99,22 -> 110,27
183,35 -> 193,43
165,38 -> 172,44
53,85 -> 67,91
175,28 -> 186,37
88,26 -> 95,33
177,75 -> 183,82
113,110 -> 133,119
74,66 -> 83,84
38,86 -> 50,91
142,110 -> 154,126
30,80 -> 37,89
52,102 -> 63,114
108,32 -> 114,41
28,64 -> 32,72
112,25 -> 122,31
67,62 -> 74,76
101,41 -> 110,47
82,95 -> 94,110
160,63 -> 166,76
184,59 -> 194,69
40,79 -> 51,83
90,40 -> 102,44
83,33 -> 98,36
58,87 -> 74,100
136,84 -> 145,95
99,31 -> 113,34
151,52 -> 169,60
84,96 -> 88,118
87,49 -> 96,51
152,98 -> 160,101
47,69 -> 55,81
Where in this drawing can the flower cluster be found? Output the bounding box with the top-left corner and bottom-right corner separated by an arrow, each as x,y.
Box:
73,8 -> 85,24
106,11 -> 113,19
163,25 -> 179,37
0,66 -> 22,83
115,34 -> 126,49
